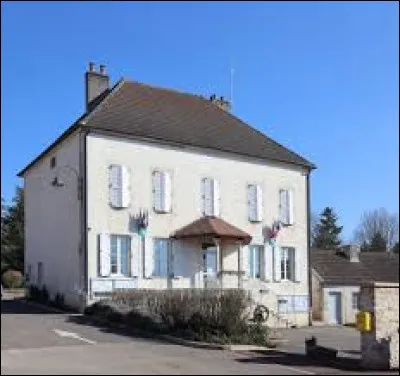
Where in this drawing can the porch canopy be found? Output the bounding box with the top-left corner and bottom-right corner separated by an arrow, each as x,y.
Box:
171,216 -> 252,245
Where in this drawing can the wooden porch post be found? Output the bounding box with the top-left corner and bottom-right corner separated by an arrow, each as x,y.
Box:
214,238 -> 222,289
237,241 -> 243,289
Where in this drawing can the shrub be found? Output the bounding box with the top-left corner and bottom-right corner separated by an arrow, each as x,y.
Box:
52,292 -> 65,309
2,270 -> 24,288
28,284 -> 40,300
108,289 -> 256,344
39,285 -> 49,303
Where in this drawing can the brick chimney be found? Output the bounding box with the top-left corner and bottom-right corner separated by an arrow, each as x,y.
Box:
209,94 -> 231,111
85,62 -> 109,111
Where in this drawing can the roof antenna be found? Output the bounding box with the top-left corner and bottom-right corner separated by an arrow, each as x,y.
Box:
230,67 -> 234,109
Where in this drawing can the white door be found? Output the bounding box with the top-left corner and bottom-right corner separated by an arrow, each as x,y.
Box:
328,292 -> 342,325
203,247 -> 217,288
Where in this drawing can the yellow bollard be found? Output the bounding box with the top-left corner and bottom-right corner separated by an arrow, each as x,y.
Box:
356,311 -> 373,332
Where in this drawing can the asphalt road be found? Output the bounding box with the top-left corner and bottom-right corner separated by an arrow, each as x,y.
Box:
1,297 -> 309,375
1,295 -> 398,375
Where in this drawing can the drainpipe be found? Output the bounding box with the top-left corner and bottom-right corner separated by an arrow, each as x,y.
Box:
307,171 -> 312,326
80,128 -> 89,309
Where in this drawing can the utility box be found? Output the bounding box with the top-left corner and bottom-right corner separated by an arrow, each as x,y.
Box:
356,311 -> 372,332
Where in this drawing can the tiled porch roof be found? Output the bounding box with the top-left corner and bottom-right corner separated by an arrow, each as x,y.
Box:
171,216 -> 252,244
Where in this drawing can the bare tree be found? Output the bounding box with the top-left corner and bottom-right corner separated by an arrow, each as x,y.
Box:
310,212 -> 319,248
353,208 -> 399,251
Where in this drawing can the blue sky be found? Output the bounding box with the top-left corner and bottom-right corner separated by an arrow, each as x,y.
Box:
2,1 -> 399,241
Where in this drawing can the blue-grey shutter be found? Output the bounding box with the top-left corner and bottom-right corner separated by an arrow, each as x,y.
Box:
263,243 -> 273,281
279,189 -> 288,224
273,245 -> 281,282
130,233 -> 140,277
153,171 -> 162,212
109,165 -> 122,208
161,172 -> 172,213
212,179 -> 220,216
248,185 -> 256,222
248,246 -> 254,277
288,189 -> 294,225
294,248 -> 301,282
202,178 -> 213,216
121,166 -> 131,208
99,233 -> 111,277
144,236 -> 154,278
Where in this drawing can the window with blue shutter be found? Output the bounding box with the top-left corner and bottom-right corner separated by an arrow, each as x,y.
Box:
202,178 -> 220,217
109,235 -> 131,276
109,165 -> 130,208
279,189 -> 294,225
248,184 -> 262,222
248,245 -> 262,278
153,238 -> 169,277
280,247 -> 295,281
153,171 -> 172,213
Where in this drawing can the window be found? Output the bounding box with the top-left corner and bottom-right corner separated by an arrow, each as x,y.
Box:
201,178 -> 220,217
280,247 -> 295,281
50,156 -> 56,169
352,292 -> 360,310
153,171 -> 172,213
279,189 -> 294,225
249,245 -> 263,278
247,184 -> 263,222
110,235 -> 131,276
154,239 -> 169,277
109,164 -> 130,208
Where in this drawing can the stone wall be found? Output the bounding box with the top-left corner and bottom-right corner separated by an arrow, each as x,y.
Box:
359,282 -> 399,370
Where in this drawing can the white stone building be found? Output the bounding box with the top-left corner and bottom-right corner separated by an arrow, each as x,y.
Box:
18,63 -> 316,327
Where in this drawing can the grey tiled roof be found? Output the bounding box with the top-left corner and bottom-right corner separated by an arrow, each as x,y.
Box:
18,78 -> 316,177
85,80 -> 316,169
311,248 -> 399,285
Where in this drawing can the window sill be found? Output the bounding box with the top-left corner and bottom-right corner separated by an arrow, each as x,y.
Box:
109,275 -> 136,279
279,279 -> 300,284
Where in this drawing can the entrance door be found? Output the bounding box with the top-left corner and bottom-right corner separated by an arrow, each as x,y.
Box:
328,292 -> 342,325
203,247 -> 217,288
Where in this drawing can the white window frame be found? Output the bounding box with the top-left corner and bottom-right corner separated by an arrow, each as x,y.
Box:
352,292 -> 360,310
247,184 -> 263,223
248,245 -> 263,279
153,170 -> 172,214
153,238 -> 169,278
279,189 -> 294,225
280,247 -> 295,281
110,235 -> 131,277
201,177 -> 220,217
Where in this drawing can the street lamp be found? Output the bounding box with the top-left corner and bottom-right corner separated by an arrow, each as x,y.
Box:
51,165 -> 82,201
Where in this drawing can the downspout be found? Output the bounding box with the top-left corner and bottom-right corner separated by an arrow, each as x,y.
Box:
306,171 -> 312,326
79,126 -> 89,311
83,128 -> 89,307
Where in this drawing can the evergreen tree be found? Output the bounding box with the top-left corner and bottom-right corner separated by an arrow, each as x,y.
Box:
1,187 -> 24,273
392,242 -> 399,254
312,207 -> 343,250
366,232 -> 387,252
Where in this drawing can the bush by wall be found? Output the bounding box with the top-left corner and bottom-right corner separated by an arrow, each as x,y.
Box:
87,289 -> 270,345
28,284 -> 49,304
2,269 -> 24,288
